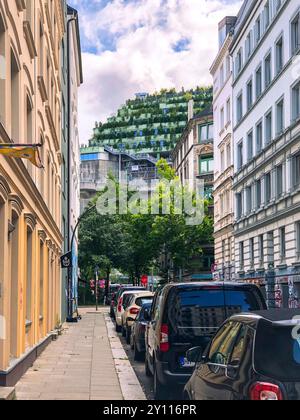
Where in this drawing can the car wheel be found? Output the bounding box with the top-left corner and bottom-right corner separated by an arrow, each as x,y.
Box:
126,326 -> 131,344
122,325 -> 126,337
133,342 -> 143,362
145,353 -> 152,377
154,363 -> 169,400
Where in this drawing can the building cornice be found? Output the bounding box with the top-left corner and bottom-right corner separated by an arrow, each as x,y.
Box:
210,34 -> 232,75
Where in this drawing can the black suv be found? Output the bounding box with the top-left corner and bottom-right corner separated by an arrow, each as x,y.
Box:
184,309 -> 300,400
144,282 -> 267,399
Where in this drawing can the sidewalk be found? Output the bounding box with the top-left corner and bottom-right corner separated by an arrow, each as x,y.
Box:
15,308 -> 145,400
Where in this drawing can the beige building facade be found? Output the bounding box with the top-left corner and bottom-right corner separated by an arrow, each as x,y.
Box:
0,0 -> 64,384
210,17 -> 236,281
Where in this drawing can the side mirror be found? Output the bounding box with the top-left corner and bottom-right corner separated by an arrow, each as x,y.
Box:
186,347 -> 203,364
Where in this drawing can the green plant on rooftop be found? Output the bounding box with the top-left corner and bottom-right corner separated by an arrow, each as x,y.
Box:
89,87 -> 212,157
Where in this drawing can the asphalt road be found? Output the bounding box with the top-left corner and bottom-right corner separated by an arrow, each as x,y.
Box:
118,333 -> 155,400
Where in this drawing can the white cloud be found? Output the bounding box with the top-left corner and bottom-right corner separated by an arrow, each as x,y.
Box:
74,0 -> 242,144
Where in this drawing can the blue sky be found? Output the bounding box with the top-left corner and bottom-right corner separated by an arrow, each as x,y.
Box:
68,0 -> 243,144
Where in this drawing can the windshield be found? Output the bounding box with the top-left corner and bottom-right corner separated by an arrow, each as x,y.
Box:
255,321 -> 300,381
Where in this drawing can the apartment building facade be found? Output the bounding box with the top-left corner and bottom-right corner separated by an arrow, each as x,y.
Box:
210,17 -> 236,281
231,0 -> 300,307
0,0 -> 65,384
172,107 -> 215,280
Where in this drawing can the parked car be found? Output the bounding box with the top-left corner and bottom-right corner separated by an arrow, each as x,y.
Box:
184,309 -> 300,400
144,282 -> 267,400
130,302 -> 153,361
115,286 -> 145,332
122,292 -> 154,343
107,284 -> 120,314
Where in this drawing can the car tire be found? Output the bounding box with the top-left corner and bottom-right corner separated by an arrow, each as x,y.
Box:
154,362 -> 169,400
122,325 -> 126,337
145,354 -> 152,377
126,327 -> 131,344
133,342 -> 143,362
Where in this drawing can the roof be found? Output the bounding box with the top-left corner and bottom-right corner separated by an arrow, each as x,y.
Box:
194,105 -> 213,119
231,0 -> 257,48
166,281 -> 259,289
231,309 -> 300,325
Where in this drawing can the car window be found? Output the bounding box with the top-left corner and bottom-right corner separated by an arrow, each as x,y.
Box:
152,290 -> 163,322
229,325 -> 248,367
135,297 -> 153,307
208,322 -> 241,366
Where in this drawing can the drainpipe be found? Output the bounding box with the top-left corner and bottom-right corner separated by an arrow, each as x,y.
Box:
66,12 -> 78,322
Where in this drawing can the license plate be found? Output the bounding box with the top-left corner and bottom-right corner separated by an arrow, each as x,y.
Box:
179,356 -> 195,368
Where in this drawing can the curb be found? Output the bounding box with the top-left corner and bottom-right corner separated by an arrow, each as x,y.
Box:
105,315 -> 146,401
0,387 -> 15,400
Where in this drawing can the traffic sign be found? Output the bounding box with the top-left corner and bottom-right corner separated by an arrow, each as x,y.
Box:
61,252 -> 73,269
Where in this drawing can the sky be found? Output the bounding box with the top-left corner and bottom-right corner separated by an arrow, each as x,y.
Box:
69,0 -> 243,144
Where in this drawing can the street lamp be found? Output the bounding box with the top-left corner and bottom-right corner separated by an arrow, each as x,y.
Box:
61,204 -> 97,323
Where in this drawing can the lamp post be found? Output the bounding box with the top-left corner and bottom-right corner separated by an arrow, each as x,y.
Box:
63,204 -> 97,323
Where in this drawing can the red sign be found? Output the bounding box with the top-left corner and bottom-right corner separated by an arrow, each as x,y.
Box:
141,275 -> 148,287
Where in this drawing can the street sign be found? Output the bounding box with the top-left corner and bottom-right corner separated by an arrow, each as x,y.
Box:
61,252 -> 72,269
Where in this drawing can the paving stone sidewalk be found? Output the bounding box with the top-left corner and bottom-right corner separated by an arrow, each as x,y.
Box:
15,309 -> 124,400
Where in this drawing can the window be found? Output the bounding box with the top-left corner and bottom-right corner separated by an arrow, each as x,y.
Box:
226,98 -> 231,124
275,0 -> 282,13
267,231 -> 275,265
240,242 -> 245,269
40,241 -> 44,317
237,93 -> 243,123
276,98 -> 284,135
265,111 -> 272,145
229,325 -> 249,368
255,16 -> 261,45
220,64 -> 224,86
291,12 -> 300,55
208,322 -> 241,366
236,49 -> 243,76
259,235 -> 264,264
292,153 -> 300,189
276,164 -> 283,197
245,32 -> 252,59
256,179 -> 262,208
199,156 -> 213,174
26,227 -> 33,323
25,0 -> 33,28
275,36 -> 283,74
292,82 -> 300,121
237,141 -> 243,169
236,193 -> 243,219
11,50 -> 20,141
221,149 -> 225,172
279,227 -> 286,259
247,79 -> 253,110
296,222 -> 300,257
246,186 -> 252,214
264,53 -> 272,89
250,238 -> 255,267
199,124 -> 213,142
227,143 -> 231,167
265,172 -> 271,202
256,121 -> 263,153
247,130 -> 253,161
264,0 -> 270,30
220,107 -> 225,130
256,65 -> 262,99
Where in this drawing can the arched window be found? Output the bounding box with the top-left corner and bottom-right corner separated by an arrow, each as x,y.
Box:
0,14 -> 5,125
10,50 -> 20,141
26,226 -> 33,325
10,210 -> 19,358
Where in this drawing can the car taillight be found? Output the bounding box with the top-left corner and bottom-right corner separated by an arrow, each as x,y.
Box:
250,382 -> 283,401
160,324 -> 169,352
117,297 -> 123,312
129,308 -> 140,315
